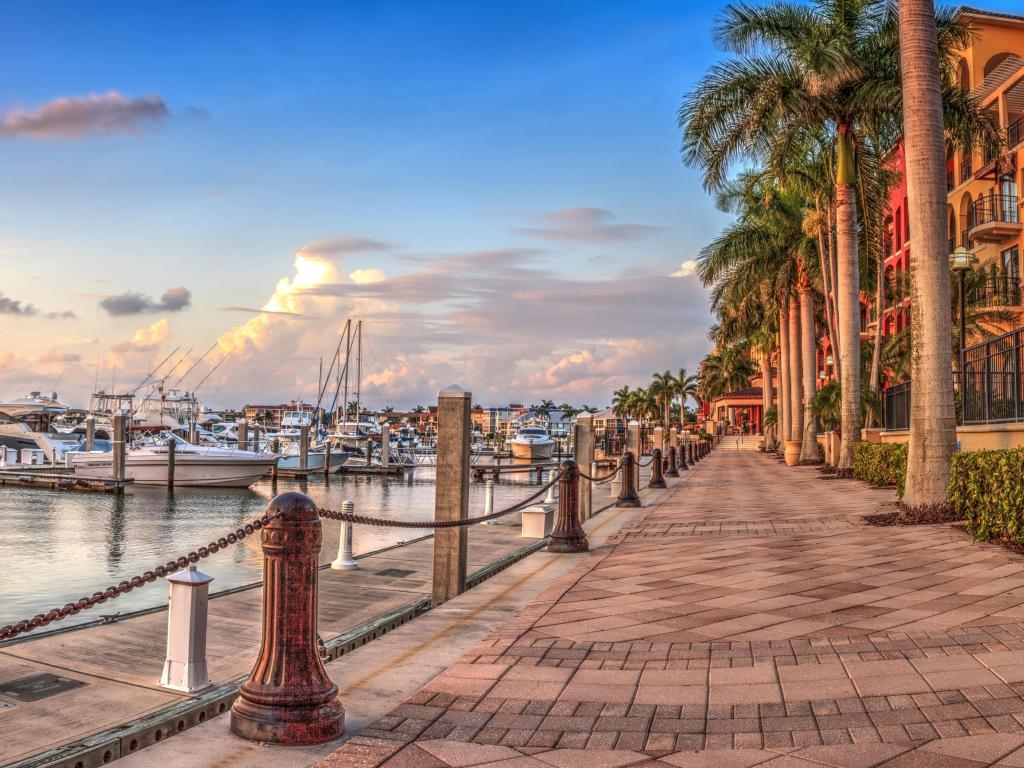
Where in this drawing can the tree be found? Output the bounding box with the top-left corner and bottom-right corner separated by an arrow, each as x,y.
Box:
650,370 -> 676,427
612,386 -> 632,419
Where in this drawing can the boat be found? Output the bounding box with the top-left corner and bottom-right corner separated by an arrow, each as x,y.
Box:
509,426 -> 554,460
0,392 -> 84,463
70,433 -> 277,488
275,436 -> 350,472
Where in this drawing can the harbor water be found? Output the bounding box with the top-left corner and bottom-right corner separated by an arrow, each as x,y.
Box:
0,464 -> 554,633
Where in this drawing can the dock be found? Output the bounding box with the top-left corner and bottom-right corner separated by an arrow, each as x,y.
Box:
0,510 -> 556,767
0,466 -> 133,493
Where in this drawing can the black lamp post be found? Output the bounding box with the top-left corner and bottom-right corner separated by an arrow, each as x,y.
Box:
949,245 -> 977,363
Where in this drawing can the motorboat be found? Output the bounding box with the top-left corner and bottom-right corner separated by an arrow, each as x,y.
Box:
70,433 -> 277,488
509,426 -> 554,460
275,437 -> 350,472
0,392 -> 84,463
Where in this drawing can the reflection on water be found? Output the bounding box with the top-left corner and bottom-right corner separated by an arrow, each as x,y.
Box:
0,462 -> 551,630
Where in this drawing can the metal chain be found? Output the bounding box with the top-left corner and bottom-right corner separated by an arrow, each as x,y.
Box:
636,455 -> 655,468
0,510 -> 282,643
578,466 -> 619,484
319,469 -> 564,528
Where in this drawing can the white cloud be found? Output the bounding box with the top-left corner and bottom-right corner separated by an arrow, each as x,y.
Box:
671,259 -> 699,278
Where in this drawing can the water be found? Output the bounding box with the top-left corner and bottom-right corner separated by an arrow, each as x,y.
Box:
0,463 -> 554,632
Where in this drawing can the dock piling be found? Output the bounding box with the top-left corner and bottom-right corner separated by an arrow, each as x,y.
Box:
300,424 -> 309,471
85,415 -> 95,452
231,492 -> 345,744
574,412 -> 594,520
112,412 -> 127,492
159,564 -> 213,693
432,385 -> 471,607
238,418 -> 249,453
167,438 -> 176,488
381,423 -> 390,469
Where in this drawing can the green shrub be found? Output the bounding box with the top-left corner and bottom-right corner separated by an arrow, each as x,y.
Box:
949,448 -> 1024,542
853,442 -> 908,495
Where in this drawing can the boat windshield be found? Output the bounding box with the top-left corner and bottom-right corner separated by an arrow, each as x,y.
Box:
518,429 -> 548,437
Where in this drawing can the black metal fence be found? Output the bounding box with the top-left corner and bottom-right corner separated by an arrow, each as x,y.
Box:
962,328 -> 1024,424
883,381 -> 911,431
973,274 -> 1022,307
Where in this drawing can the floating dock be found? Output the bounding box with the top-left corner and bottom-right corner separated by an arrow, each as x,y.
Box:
0,466 -> 132,493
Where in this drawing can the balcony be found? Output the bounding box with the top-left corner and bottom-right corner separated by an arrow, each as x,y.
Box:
961,228 -> 972,250
968,194 -> 1021,243
970,275 -> 1022,308
1010,116 -> 1024,151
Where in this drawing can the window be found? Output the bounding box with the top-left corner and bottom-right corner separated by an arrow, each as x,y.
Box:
904,196 -> 910,240
1004,246 -> 1020,280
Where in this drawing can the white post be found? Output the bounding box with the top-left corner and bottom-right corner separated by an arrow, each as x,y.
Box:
381,423 -> 391,469
159,565 -> 213,693
331,500 -> 358,570
480,479 -> 496,525
544,469 -> 556,505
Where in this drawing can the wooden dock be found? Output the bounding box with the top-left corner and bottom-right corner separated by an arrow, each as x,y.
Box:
0,513 -> 544,767
0,467 -> 132,493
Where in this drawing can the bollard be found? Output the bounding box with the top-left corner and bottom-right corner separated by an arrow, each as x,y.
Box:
688,441 -> 697,465
544,469 -> 556,505
112,412 -> 127,491
616,452 -> 641,508
160,564 -> 213,693
481,479 -> 496,525
432,385 -> 471,607
331,501 -> 358,570
85,415 -> 96,452
167,438 -> 176,488
649,448 -> 666,488
231,492 -> 345,744
238,418 -> 249,452
626,420 -> 641,488
665,445 -> 679,477
609,460 -> 621,498
300,424 -> 309,472
547,460 -> 588,552
670,426 -> 680,454
574,413 -> 594,521
381,423 -> 390,469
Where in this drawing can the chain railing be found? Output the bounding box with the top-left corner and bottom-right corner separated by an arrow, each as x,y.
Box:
0,510 -> 282,642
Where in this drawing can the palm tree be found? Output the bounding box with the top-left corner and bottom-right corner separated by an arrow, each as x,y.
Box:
674,367 -> 700,420
650,370 -> 676,427
700,345 -> 757,403
579,404 -> 598,414
899,0 -> 954,510
611,386 -> 632,420
680,0 -> 993,475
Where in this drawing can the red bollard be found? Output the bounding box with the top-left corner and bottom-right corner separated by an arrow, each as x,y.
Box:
666,445 -> 680,477
231,492 -> 345,745
616,452 -> 641,508
548,460 -> 588,553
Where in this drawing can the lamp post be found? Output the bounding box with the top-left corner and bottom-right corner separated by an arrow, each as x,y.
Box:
949,245 -> 977,363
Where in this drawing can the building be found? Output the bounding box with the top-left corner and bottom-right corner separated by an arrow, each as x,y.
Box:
242,401 -> 318,429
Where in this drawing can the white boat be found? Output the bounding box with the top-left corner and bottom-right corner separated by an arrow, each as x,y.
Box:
0,392 -> 84,463
71,433 -> 277,488
509,426 -> 554,460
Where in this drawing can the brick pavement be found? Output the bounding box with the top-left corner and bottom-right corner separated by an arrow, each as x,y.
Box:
320,451 -> 1024,767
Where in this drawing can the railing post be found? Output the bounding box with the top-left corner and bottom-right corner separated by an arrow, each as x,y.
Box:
616,452 -> 641,508
548,460 -> 588,552
666,445 -> 679,477
160,564 -> 213,693
574,412 -> 594,520
331,501 -> 358,570
649,448 -> 666,488
432,385 -> 471,607
231,492 -> 345,744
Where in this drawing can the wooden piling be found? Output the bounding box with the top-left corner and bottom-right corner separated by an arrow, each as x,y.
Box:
574,412 -> 594,520
112,412 -> 127,493
167,438 -> 176,489
432,385 -> 471,607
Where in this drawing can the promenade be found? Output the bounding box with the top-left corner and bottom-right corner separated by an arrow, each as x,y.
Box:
320,452 -> 1024,768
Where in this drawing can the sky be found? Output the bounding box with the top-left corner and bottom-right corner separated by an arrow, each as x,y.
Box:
3,1 -> 1019,411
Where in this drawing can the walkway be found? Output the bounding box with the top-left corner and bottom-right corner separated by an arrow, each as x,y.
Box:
321,452 -> 1024,768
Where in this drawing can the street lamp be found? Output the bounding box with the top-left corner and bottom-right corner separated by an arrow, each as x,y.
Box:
819,370 -> 826,381
949,245 -> 977,362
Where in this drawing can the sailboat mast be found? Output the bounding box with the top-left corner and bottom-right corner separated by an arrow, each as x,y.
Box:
354,320 -> 362,429
342,320 -> 351,429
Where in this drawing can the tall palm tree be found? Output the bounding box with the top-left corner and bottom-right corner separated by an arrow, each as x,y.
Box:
611,386 -> 632,420
680,0 -> 992,475
650,370 -> 676,427
674,367 -> 700,421
899,0 -> 954,510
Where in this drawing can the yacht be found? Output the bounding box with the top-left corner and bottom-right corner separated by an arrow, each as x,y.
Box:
509,426 -> 554,460
71,433 -> 277,487
275,436 -> 350,472
0,392 -> 84,463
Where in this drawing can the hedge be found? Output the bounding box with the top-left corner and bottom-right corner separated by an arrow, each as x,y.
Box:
852,442 -> 908,496
853,442 -> 1024,544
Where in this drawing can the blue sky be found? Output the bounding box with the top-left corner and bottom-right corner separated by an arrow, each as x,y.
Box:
3,1 -> 1017,409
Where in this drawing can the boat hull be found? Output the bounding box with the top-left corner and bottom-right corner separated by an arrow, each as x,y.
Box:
71,453 -> 276,488
276,451 -> 349,472
510,441 -> 554,460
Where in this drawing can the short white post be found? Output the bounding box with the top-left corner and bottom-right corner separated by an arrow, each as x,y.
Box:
159,565 -> 213,693
480,479 -> 496,524
544,469 -> 556,505
331,500 -> 358,570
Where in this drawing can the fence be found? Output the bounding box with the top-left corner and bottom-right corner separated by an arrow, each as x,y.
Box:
883,381 -> 911,431
963,327 -> 1024,424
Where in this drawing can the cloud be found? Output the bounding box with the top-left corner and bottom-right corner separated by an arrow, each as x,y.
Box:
220,306 -> 317,319
671,259 -> 699,278
0,292 -> 37,315
111,319 -> 171,354
38,350 -> 81,364
0,92 -> 169,140
44,309 -> 77,319
349,268 -> 386,285
99,286 -> 192,316
299,235 -> 394,257
515,208 -> 658,243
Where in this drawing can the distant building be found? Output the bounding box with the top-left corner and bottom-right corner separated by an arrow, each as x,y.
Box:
243,401 -> 318,429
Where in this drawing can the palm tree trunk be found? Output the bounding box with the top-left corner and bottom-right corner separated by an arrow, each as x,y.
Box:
816,199 -> 840,381
778,311 -> 790,452
869,231 -> 884,412
762,351 -> 774,449
826,202 -> 842,382
900,0 -> 956,509
835,125 -> 861,475
788,296 -> 803,443
799,284 -> 819,463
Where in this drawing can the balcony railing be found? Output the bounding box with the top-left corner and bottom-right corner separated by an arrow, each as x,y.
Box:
961,228 -> 972,250
1010,116 -> 1024,151
947,168 -> 955,192
968,194 -> 1020,229
970,275 -> 1022,308
960,156 -> 973,184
